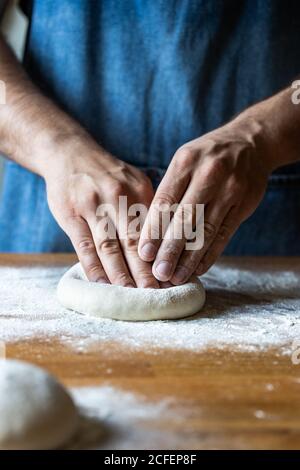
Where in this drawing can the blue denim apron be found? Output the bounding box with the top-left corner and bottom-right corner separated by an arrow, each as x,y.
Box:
1,0 -> 300,254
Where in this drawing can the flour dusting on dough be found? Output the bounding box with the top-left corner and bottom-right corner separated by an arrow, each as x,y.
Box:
0,262 -> 300,354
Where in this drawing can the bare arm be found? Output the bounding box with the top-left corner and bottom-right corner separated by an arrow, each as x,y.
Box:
0,34 -> 159,288
0,33 -> 99,175
139,84 -> 300,283
245,85 -> 300,172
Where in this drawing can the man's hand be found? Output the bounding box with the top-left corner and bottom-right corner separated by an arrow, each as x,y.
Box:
0,35 -> 159,287
140,83 -> 300,283
1,32 -> 300,286
138,115 -> 272,284
46,140 -> 159,288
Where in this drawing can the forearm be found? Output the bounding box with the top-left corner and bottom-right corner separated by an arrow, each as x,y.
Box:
0,34 -> 105,177
234,84 -> 300,172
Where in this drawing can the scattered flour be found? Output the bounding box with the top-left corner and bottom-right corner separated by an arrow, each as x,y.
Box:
253,409 -> 267,420
265,383 -> 275,392
69,385 -> 179,449
1,262 -> 300,354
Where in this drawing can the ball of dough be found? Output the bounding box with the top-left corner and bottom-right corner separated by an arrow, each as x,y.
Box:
57,263 -> 206,321
0,360 -> 79,450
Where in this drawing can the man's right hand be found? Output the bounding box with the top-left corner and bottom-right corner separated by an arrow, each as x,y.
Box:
45,136 -> 159,288
0,34 -> 159,288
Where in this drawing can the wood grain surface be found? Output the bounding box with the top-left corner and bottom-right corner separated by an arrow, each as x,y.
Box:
1,254 -> 300,450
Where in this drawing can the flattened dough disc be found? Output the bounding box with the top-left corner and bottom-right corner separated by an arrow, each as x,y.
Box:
57,263 -> 206,321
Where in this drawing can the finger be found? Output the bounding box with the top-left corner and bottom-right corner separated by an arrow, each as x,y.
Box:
151,204 -> 192,282
151,180 -> 206,282
170,200 -> 232,284
115,190 -> 160,288
120,235 -> 160,288
196,207 -> 241,275
89,216 -> 136,287
66,215 -> 109,283
147,154 -> 228,282
138,156 -> 190,262
160,281 -> 173,288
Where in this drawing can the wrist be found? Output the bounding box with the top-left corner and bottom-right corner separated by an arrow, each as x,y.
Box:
35,128 -> 107,180
40,129 -> 120,186
233,87 -> 300,173
231,106 -> 281,174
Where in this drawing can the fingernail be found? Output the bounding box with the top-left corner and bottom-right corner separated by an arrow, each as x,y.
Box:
155,261 -> 172,280
141,242 -> 156,259
172,266 -> 189,284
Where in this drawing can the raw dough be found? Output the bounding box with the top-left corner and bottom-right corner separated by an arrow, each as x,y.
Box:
0,360 -> 79,450
57,262 -> 206,321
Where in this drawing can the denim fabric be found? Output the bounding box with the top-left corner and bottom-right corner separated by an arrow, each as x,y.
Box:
225,175 -> 300,255
1,0 -> 300,253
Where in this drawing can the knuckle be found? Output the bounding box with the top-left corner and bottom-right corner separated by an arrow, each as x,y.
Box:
123,235 -> 139,252
199,151 -> 232,183
228,178 -> 244,196
84,190 -> 99,209
155,191 -> 177,210
110,181 -> 126,199
77,237 -> 95,254
113,272 -> 134,287
174,147 -> 197,171
72,188 -> 98,214
204,221 -> 216,240
175,204 -> 195,224
137,174 -> 153,192
203,138 -> 227,155
98,238 -> 120,255
204,159 -> 227,180
176,146 -> 196,164
65,213 -> 84,228
216,224 -> 231,242
85,264 -> 104,280
213,157 -> 229,174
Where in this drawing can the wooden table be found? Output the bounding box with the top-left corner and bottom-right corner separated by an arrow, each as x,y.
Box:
1,254 -> 300,450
